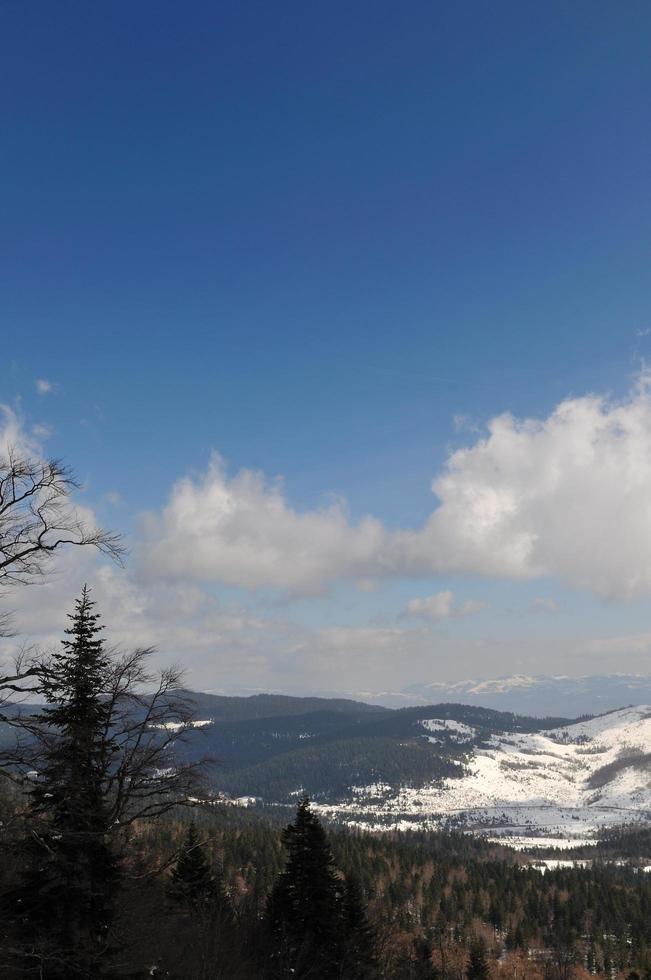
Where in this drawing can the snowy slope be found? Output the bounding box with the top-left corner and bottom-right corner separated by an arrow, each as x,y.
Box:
421,719 -> 476,742
314,706 -> 651,841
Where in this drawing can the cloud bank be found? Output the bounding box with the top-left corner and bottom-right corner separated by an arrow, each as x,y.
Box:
140,376 -> 651,599
409,373 -> 651,598
140,457 -> 387,595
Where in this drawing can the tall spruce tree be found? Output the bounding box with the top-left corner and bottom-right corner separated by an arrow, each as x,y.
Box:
466,939 -> 490,980
266,798 -> 344,980
340,873 -> 378,980
169,822 -> 233,923
168,823 -> 214,911
16,587 -> 119,978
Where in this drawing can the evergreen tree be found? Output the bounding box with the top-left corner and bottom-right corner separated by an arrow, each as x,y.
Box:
169,822 -> 233,923
340,872 -> 378,980
466,938 -> 490,980
168,823 -> 214,911
410,936 -> 438,979
4,588 -> 206,977
13,587 -> 119,978
266,798 -> 344,980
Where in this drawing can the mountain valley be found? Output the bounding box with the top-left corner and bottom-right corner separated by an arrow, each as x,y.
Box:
168,692 -> 651,847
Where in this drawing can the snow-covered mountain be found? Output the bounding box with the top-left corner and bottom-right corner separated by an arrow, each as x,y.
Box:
314,705 -> 651,845
347,674 -> 651,716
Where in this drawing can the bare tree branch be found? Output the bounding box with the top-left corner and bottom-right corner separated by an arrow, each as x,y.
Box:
0,448 -> 125,590
0,449 -> 126,713
0,645 -> 208,829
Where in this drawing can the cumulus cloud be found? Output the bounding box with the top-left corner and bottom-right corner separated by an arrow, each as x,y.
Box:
139,455 -> 386,595
139,375 -> 651,599
396,372 -> 651,598
404,591 -> 487,621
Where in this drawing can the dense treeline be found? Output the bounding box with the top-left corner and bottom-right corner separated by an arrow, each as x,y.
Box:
1,589 -> 651,976
213,736 -> 462,801
121,806 -> 651,979
138,694 -> 580,804
9,710 -> 651,979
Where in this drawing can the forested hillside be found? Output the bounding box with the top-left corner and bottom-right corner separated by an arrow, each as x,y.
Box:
170,693 -> 575,803
0,690 -> 576,806
5,793 -> 649,979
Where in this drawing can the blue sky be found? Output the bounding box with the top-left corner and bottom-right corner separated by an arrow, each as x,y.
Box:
2,1 -> 651,694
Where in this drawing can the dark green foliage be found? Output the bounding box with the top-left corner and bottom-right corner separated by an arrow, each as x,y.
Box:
7,778 -> 651,978
216,736 -> 461,801
408,937 -> 438,979
168,823 -> 214,911
264,800 -> 379,979
11,588 -> 119,978
266,798 -> 345,978
466,939 -> 490,979
340,872 -> 378,979
0,690 -> 580,808
169,822 -> 234,925
181,691 -> 389,724
4,664 -> 651,979
161,695 -> 575,802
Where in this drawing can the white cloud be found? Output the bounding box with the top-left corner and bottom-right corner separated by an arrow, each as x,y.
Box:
139,455 -> 386,596
0,404 -> 40,457
404,591 -> 487,622
35,379 -> 57,396
139,375 -> 651,600
405,591 -> 454,620
0,543 -> 290,690
396,372 -> 651,599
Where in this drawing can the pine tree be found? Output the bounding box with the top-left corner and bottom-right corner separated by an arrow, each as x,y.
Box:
166,822 -> 241,979
169,822 -> 233,924
340,872 -> 378,980
15,587 -> 119,978
466,938 -> 490,980
169,823 -> 213,910
266,798 -> 344,980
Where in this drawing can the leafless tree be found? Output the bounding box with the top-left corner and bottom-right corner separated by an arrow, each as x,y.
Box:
102,649 -> 207,827
0,449 -> 124,590
0,646 -> 206,827
0,448 -> 125,704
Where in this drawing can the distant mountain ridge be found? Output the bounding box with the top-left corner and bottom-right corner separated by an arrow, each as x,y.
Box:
164,691 -> 573,805
8,687 -> 651,843
165,690 -> 651,844
343,673 -> 651,716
